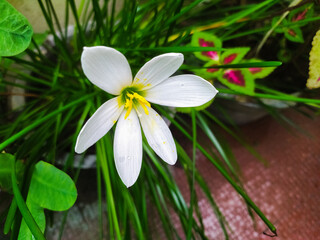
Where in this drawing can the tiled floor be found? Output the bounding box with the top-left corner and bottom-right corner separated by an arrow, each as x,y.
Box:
1,108 -> 319,240
173,108 -> 320,239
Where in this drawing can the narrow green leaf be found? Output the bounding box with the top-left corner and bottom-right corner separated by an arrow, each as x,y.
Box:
118,46 -> 225,53
18,203 -> 45,240
187,110 -> 197,239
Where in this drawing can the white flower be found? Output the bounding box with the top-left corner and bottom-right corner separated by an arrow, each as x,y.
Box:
75,46 -> 218,187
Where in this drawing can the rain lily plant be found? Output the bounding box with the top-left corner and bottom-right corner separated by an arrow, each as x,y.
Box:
75,46 -> 218,187
4,1 -> 320,239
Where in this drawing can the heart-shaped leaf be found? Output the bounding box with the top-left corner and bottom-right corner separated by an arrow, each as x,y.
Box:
28,161 -> 77,211
0,0 -> 33,56
18,161 -> 77,239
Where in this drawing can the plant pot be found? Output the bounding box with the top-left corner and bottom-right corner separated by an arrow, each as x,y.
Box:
210,91 -> 299,125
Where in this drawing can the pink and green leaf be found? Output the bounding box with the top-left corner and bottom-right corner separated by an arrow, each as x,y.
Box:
246,59 -> 276,79
191,32 -> 222,62
202,61 -> 223,78
288,3 -> 314,27
217,69 -> 255,95
284,27 -> 304,43
220,47 -> 250,65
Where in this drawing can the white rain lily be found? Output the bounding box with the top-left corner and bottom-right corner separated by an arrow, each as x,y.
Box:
75,46 -> 218,187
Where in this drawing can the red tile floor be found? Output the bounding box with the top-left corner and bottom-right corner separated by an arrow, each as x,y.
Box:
1,108 -> 319,240
171,108 -> 320,240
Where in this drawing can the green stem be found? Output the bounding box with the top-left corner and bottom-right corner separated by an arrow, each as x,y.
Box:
187,109 -> 197,239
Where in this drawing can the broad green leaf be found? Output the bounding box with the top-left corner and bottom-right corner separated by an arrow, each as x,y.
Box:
307,29 -> 320,89
0,153 -> 24,192
17,161 -> 77,239
28,161 -> 77,211
191,32 -> 222,62
0,0 -> 33,56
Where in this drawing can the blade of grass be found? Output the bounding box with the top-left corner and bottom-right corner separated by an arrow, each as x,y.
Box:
187,109 -> 197,239
218,88 -> 320,104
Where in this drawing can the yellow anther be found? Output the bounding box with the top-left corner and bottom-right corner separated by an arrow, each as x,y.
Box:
127,93 -> 134,99
124,92 -> 150,119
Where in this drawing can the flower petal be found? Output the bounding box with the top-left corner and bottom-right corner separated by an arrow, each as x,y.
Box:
81,46 -> 132,95
133,53 -> 184,90
145,74 -> 218,107
75,97 -> 123,153
114,109 -> 142,187
137,105 -> 177,165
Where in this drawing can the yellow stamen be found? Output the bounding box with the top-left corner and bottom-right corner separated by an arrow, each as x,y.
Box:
124,92 -> 150,119
138,100 -> 149,115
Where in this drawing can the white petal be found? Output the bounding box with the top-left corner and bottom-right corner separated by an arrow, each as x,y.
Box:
137,105 -> 177,165
81,46 -> 132,95
114,109 -> 142,187
133,53 -> 184,91
75,97 -> 123,153
145,74 -> 218,107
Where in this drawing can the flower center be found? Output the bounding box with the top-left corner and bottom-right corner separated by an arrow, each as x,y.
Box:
122,91 -> 150,119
